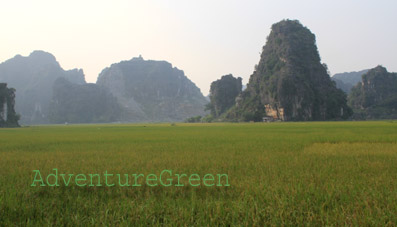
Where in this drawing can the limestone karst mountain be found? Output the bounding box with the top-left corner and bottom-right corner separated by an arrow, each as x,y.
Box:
206,74 -> 242,118
331,69 -> 369,93
348,66 -> 397,119
0,51 -> 85,124
49,78 -> 122,124
0,51 -> 124,124
0,52 -> 208,124
96,56 -> 208,122
226,20 -> 352,121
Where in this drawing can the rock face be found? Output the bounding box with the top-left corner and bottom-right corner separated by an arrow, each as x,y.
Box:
0,51 -> 85,124
227,20 -> 352,121
332,69 -> 369,93
348,66 -> 397,119
97,56 -> 208,122
0,83 -> 19,127
207,74 -> 242,117
49,78 -> 122,124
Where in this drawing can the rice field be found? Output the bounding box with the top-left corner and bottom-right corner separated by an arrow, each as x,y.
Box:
1,121 -> 396,226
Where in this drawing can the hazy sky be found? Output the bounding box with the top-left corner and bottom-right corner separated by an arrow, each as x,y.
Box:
1,0 -> 396,95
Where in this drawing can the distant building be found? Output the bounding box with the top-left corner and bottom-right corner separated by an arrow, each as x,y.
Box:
262,116 -> 274,122
264,103 -> 285,121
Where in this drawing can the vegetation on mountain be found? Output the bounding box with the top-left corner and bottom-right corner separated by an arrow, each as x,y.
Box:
205,74 -> 242,118
226,20 -> 352,121
184,115 -> 202,123
331,69 -> 369,93
49,78 -> 122,124
0,51 -> 85,124
97,56 -> 208,122
348,66 -> 397,119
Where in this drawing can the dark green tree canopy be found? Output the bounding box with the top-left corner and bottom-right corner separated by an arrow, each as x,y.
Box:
348,66 -> 397,119
207,74 -> 242,117
0,83 -> 20,127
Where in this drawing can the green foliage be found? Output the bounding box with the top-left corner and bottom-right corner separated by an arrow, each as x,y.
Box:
184,115 -> 202,123
225,90 -> 265,122
207,74 -> 242,117
228,20 -> 352,121
348,66 -> 397,119
201,114 -> 214,123
0,83 -> 20,127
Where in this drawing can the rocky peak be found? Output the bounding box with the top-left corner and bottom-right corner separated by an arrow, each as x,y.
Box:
227,19 -> 351,121
97,57 -> 208,122
28,50 -> 58,65
348,66 -> 397,119
0,51 -> 86,124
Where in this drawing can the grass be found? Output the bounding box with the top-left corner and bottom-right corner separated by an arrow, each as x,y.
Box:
0,121 -> 397,226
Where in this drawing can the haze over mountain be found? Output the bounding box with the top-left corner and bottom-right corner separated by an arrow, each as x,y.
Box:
2,40 -> 395,124
0,51 -> 85,124
226,20 -> 352,121
331,69 -> 369,93
49,78 -> 122,124
0,51 -> 207,124
97,56 -> 208,122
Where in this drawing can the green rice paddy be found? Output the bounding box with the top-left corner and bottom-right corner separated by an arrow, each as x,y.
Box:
1,121 -> 396,225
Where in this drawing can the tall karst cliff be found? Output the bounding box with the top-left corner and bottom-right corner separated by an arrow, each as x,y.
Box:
97,56 -> 208,122
207,74 -> 242,118
0,83 -> 19,127
227,20 -> 352,121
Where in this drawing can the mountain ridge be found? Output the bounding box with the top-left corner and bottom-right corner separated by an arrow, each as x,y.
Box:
0,50 -> 86,124
331,69 -> 369,93
97,56 -> 208,122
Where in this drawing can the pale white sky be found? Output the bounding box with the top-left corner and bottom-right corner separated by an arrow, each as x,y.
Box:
1,0 -> 396,95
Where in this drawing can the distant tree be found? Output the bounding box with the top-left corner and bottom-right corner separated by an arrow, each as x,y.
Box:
184,115 -> 202,123
0,83 -> 20,127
